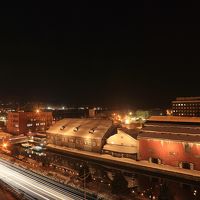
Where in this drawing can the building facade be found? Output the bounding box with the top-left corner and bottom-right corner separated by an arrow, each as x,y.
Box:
47,118 -> 116,153
103,129 -> 138,159
7,111 -> 53,135
138,116 -> 200,170
172,97 -> 200,117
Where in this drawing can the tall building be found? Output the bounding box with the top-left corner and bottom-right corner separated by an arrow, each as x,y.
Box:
172,97 -> 200,117
7,111 -> 53,134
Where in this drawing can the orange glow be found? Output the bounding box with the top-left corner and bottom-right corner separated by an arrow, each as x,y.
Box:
2,143 -> 7,148
125,118 -> 130,124
36,109 -> 40,113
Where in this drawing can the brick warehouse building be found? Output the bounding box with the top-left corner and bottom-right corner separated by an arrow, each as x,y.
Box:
7,111 -> 53,134
47,118 -> 117,153
138,116 -> 200,170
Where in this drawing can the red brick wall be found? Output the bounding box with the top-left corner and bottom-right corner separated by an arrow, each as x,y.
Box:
7,112 -> 53,134
139,138 -> 200,170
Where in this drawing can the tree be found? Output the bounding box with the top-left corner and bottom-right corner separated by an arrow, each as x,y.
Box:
111,172 -> 128,194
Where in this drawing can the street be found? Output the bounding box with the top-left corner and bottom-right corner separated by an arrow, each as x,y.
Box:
0,159 -> 95,200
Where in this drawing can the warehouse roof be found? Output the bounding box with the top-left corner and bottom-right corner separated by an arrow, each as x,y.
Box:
143,116 -> 200,135
147,116 -> 200,123
140,116 -> 200,141
143,124 -> 200,135
47,118 -> 113,139
138,131 -> 200,143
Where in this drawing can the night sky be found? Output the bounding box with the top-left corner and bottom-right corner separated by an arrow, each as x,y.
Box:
0,2 -> 199,108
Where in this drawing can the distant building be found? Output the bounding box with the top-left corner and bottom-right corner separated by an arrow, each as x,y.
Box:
172,97 -> 200,117
7,111 -> 53,135
52,109 -> 88,121
138,116 -> 200,170
89,108 -> 96,118
148,108 -> 165,116
47,118 -> 116,153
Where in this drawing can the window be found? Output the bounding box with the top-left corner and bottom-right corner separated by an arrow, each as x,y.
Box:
92,141 -> 96,146
69,138 -> 74,143
184,143 -> 191,153
84,140 -> 91,145
76,140 -> 80,144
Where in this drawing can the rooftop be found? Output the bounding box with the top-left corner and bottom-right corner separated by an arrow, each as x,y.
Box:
176,97 -> 200,101
140,116 -> 200,142
47,118 -> 113,139
147,116 -> 200,123
138,131 -> 200,143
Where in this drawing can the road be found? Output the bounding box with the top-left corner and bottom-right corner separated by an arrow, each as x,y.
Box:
0,159 -> 97,200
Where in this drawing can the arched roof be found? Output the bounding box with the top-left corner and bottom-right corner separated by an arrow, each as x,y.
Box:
47,118 -> 113,139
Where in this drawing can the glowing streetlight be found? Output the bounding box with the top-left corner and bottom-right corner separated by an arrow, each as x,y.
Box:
36,109 -> 40,113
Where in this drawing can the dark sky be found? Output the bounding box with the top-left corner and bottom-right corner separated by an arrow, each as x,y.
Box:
0,1 -> 199,108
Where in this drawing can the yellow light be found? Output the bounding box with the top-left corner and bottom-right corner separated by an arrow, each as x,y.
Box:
125,118 -> 130,124
3,143 -> 7,148
129,112 -> 132,115
36,109 -> 40,113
